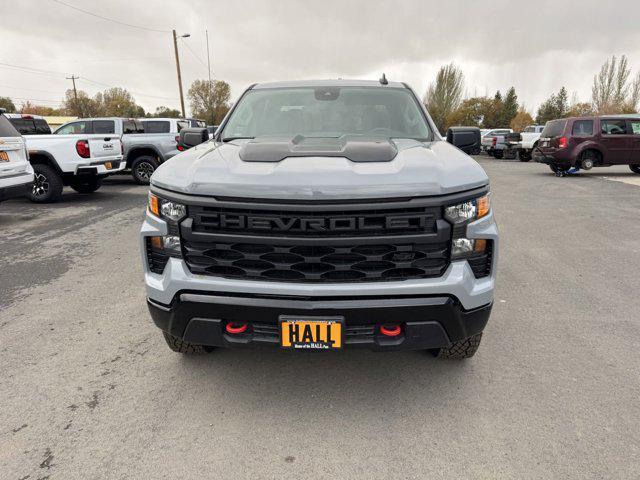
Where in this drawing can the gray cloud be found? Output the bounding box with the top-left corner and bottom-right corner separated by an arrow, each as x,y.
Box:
1,0 -> 639,115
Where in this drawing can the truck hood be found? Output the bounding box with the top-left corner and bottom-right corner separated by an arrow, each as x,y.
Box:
151,138 -> 489,200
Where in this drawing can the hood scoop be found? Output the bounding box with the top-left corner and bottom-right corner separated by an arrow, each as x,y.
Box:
238,134 -> 398,163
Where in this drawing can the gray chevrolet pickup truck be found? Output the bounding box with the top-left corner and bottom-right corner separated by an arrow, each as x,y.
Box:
140,79 -> 498,359
55,117 -> 186,184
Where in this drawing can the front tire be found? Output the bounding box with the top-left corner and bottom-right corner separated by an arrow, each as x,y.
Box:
630,165 -> 640,174
70,178 -> 102,194
162,331 -> 212,354
519,151 -> 531,162
131,156 -> 159,185
433,332 -> 483,359
493,150 -> 504,159
29,164 -> 63,203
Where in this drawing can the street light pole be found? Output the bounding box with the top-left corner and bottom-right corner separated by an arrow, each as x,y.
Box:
172,29 -> 187,117
206,29 -> 212,83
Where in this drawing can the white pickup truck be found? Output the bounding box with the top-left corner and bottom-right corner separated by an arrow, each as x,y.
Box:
25,132 -> 124,202
504,125 -> 545,161
55,117 -> 187,184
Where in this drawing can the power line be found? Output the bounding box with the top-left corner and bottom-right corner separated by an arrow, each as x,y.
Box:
78,78 -> 178,101
8,96 -> 64,104
0,84 -> 65,94
49,0 -> 170,33
0,59 -> 178,103
183,42 -> 208,69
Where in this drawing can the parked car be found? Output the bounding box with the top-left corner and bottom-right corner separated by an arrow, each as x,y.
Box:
0,109 -> 34,204
504,125 -> 545,161
185,118 -> 206,128
481,128 -> 512,158
206,125 -> 219,139
4,113 -> 52,135
24,129 -> 124,203
139,118 -> 189,134
55,117 -> 183,184
446,126 -> 481,154
141,79 -> 498,359
534,115 -> 640,174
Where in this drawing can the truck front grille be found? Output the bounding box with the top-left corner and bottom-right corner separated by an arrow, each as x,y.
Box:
178,199 -> 452,283
183,241 -> 450,282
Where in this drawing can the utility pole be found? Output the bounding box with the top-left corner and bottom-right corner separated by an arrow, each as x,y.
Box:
172,29 -> 186,117
206,29 -> 212,83
66,74 -> 81,116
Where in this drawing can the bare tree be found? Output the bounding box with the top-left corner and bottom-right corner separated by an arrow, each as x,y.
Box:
592,55 -> 634,113
628,71 -> 640,113
424,63 -> 464,133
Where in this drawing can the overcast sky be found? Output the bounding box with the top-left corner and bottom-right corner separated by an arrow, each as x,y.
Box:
1,0 -> 640,116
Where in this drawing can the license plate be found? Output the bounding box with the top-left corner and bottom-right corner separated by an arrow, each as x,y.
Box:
0,151 -> 8,162
280,316 -> 343,350
104,162 -> 112,170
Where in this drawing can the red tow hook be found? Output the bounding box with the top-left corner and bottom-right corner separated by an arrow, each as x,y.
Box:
380,324 -> 402,337
225,322 -> 248,334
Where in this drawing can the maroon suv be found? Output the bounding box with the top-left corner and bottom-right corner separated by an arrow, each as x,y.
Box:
534,115 -> 640,174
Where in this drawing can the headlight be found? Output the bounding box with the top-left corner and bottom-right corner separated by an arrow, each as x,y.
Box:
148,193 -> 186,222
444,194 -> 490,224
146,193 -> 185,270
445,194 -> 491,261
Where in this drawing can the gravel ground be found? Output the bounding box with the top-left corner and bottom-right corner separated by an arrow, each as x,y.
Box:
1,160 -> 639,479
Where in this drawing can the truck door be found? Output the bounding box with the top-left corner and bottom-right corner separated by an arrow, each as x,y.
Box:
600,119 -> 633,164
628,119 -> 640,163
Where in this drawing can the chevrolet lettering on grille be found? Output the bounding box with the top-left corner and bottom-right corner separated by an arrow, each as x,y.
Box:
207,214 -> 429,233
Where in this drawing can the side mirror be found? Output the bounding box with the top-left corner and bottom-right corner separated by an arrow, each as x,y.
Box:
446,127 -> 481,155
179,128 -> 209,149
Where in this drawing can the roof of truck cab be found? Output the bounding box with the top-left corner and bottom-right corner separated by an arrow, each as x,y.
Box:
251,79 -> 407,89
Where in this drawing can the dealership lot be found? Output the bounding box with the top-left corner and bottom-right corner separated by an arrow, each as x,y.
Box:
1,159 -> 639,479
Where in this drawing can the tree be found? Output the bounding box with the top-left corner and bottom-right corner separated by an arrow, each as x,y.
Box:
20,102 -> 64,116
447,97 -> 494,128
424,63 -> 465,133
148,106 -> 182,118
0,96 -> 16,113
62,89 -> 101,117
96,87 -> 144,117
566,102 -> 595,118
510,108 -> 534,132
501,87 -> 519,127
188,79 -> 231,124
591,55 -> 638,114
536,87 -> 569,124
481,91 -> 504,128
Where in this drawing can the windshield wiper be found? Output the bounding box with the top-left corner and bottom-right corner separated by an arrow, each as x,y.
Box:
221,136 -> 254,142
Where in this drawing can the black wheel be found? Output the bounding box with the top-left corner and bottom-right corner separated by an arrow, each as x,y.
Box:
549,164 -> 570,174
493,150 -> 504,159
579,150 -> 599,170
162,331 -> 212,354
433,332 -> 483,359
29,164 -> 63,203
519,151 -> 531,162
70,178 -> 102,194
629,165 -> 640,174
486,150 -> 494,157
131,156 -> 159,185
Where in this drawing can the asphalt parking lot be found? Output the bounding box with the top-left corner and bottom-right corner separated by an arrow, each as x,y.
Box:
1,159 -> 639,479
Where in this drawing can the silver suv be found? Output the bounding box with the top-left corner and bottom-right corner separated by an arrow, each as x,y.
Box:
0,109 -> 34,204
140,79 -> 498,359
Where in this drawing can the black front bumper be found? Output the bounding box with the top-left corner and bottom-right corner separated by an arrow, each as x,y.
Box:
148,292 -> 492,351
0,180 -> 32,202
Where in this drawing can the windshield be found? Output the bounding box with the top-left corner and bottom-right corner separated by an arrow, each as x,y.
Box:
541,119 -> 567,138
221,86 -> 431,141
